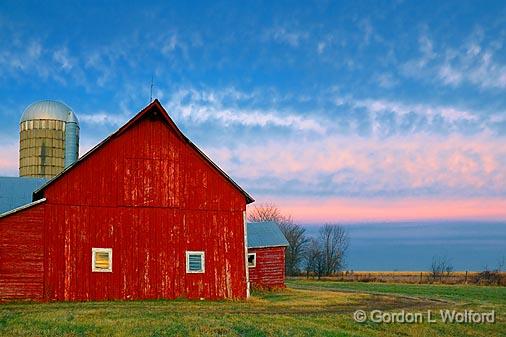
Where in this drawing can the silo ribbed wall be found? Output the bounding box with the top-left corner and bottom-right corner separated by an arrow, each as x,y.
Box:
19,119 -> 66,178
64,122 -> 79,168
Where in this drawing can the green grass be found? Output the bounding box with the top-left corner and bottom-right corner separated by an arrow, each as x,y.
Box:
287,278 -> 506,305
0,281 -> 504,337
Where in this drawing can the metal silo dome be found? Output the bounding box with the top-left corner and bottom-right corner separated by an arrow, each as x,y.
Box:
20,100 -> 79,125
19,100 -> 80,178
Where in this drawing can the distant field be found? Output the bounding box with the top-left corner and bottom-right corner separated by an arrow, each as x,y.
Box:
0,280 -> 504,336
307,271 -> 506,285
287,278 -> 506,304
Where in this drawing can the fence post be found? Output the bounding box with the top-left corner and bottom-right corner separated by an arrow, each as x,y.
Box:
419,272 -> 422,284
465,270 -> 468,284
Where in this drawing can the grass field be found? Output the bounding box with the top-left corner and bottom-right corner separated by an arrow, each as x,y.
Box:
0,279 -> 504,337
317,271 -> 506,285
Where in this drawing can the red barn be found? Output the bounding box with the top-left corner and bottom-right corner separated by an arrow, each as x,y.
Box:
247,222 -> 289,288
0,100 -> 255,301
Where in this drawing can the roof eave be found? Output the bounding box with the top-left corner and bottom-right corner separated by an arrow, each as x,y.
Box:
248,244 -> 289,249
0,198 -> 46,219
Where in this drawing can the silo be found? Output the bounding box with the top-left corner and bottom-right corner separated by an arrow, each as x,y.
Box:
64,111 -> 79,168
19,100 -> 80,178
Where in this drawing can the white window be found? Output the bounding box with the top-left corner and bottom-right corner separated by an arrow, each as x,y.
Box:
186,251 -> 205,273
248,253 -> 256,268
92,248 -> 112,272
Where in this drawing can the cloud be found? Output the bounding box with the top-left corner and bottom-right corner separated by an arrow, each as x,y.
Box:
208,134 -> 506,200
400,32 -> 437,77
350,98 -> 478,122
263,27 -> 308,47
317,41 -> 326,54
329,94 -> 486,137
0,137 -> 18,176
358,18 -> 375,46
374,73 -> 399,88
161,34 -> 178,55
79,111 -> 129,126
161,85 -> 497,140
401,26 -> 506,90
261,197 -> 506,223
53,47 -> 75,71
165,88 -> 326,133
435,48 -> 506,89
438,64 -> 463,85
0,39 -> 43,76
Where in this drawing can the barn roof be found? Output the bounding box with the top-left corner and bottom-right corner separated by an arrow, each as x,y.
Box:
0,177 -> 47,214
247,221 -> 289,248
33,99 -> 254,204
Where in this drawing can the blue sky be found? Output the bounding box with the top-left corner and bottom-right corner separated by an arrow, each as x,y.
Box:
1,1 -> 506,222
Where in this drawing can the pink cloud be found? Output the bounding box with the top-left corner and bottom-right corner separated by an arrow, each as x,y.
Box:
259,197 -> 506,223
210,134 -> 506,198
0,140 -> 18,176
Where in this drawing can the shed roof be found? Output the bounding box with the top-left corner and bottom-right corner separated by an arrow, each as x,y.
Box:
0,177 -> 47,214
247,221 -> 289,248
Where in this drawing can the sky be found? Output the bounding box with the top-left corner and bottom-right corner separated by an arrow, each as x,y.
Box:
1,1 -> 506,224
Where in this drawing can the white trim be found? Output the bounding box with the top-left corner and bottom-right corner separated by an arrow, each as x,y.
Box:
92,248 -> 112,272
243,211 -> 250,298
0,198 -> 46,219
186,251 -> 205,273
247,252 -> 256,268
248,244 -> 289,249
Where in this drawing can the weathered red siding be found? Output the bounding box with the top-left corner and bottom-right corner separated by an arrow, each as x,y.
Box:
0,204 -> 45,300
0,102 -> 250,301
248,247 -> 286,288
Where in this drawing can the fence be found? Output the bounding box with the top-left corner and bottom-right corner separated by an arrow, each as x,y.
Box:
300,271 -> 506,286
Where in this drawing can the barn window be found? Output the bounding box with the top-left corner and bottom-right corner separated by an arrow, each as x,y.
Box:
92,248 -> 112,272
248,253 -> 256,268
186,251 -> 205,273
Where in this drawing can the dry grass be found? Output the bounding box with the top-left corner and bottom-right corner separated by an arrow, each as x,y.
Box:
310,271 -> 506,285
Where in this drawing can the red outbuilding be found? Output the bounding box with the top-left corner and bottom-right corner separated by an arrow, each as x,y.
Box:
247,222 -> 289,288
0,100 -> 255,301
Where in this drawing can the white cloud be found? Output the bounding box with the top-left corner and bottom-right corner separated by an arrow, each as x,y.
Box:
165,88 -> 325,133
317,41 -> 326,54
79,111 -> 128,126
340,96 -> 479,123
53,47 -> 75,71
375,73 -> 398,88
402,27 -> 506,90
264,27 -> 307,47
358,19 -> 374,46
400,32 -> 437,77
418,34 -> 436,64
438,64 -> 463,86
489,113 -> 506,123
161,34 -> 178,55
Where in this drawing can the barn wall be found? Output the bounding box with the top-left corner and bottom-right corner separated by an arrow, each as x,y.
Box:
248,247 -> 286,288
41,112 -> 248,300
0,204 -> 45,300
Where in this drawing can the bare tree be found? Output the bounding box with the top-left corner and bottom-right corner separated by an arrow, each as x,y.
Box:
473,257 -> 505,286
430,255 -> 453,282
247,203 -> 282,223
305,238 -> 324,279
278,217 -> 308,275
498,256 -> 505,272
247,203 -> 308,275
319,224 -> 348,275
